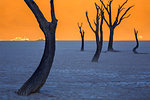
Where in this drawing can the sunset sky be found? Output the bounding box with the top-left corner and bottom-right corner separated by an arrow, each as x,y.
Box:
0,0 -> 150,41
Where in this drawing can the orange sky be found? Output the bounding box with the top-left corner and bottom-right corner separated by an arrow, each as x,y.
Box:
0,0 -> 150,41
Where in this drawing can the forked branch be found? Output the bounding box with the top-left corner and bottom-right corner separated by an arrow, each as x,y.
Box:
50,0 -> 57,23
116,5 -> 134,26
77,23 -> 84,37
17,0 -> 58,96
99,0 -> 109,14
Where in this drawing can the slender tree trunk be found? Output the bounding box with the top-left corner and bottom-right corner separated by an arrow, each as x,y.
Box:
92,14 -> 104,62
81,36 -> 84,51
17,0 -> 57,96
99,18 -> 103,58
108,27 -> 114,51
77,23 -> 85,51
86,3 -> 104,62
133,29 -> 139,54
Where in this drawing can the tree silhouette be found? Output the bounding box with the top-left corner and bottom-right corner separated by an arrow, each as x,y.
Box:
99,0 -> 133,52
78,23 -> 85,51
133,28 -> 139,54
86,3 -> 104,62
16,0 -> 58,96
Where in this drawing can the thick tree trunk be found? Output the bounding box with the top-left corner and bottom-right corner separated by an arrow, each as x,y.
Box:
108,28 -> 114,51
92,33 -> 100,62
17,0 -> 57,96
17,29 -> 55,95
81,36 -> 84,51
92,43 -> 100,62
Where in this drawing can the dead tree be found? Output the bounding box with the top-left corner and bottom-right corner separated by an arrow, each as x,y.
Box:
77,23 -> 85,51
133,28 -> 139,54
86,3 -> 104,62
99,0 -> 133,51
16,0 -> 58,96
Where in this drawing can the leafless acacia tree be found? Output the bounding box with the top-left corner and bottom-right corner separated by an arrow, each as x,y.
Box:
78,23 -> 85,51
133,28 -> 139,54
99,0 -> 133,51
86,3 -> 104,62
16,0 -> 58,96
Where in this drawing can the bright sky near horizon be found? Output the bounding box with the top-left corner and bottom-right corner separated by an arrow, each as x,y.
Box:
0,0 -> 150,41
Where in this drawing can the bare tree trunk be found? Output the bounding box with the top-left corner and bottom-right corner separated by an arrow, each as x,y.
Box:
86,3 -> 104,62
99,0 -> 133,52
108,28 -> 114,51
77,23 -> 85,51
16,0 -> 57,96
92,11 -> 104,62
133,29 -> 139,54
92,35 -> 100,62
81,36 -> 84,51
99,14 -> 104,58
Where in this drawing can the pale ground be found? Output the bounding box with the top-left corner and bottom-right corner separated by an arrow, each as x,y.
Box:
0,41 -> 150,100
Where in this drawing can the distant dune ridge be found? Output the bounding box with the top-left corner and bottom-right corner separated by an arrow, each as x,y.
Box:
11,37 -> 30,41
10,37 -> 47,41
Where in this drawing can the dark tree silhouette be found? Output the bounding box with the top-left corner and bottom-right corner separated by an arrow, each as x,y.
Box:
133,28 -> 139,54
99,0 -> 133,51
86,3 -> 104,62
77,23 -> 85,51
16,0 -> 58,96
132,29 -> 148,54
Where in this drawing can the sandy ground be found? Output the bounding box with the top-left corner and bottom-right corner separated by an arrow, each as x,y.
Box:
0,41 -> 150,100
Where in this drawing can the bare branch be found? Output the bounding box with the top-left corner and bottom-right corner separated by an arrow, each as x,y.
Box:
120,0 -> 128,10
99,6 -> 109,27
94,20 -> 97,26
120,7 -> 125,12
104,16 -> 110,26
100,7 -> 104,38
108,0 -> 113,6
99,0 -> 109,14
77,22 -> 83,36
86,11 -> 95,33
113,7 -> 125,27
95,3 -> 101,21
95,3 -> 100,9
108,0 -> 113,26
24,0 -> 48,27
117,5 -> 134,25
50,0 -> 57,23
77,23 -> 83,29
113,0 -> 130,27
122,14 -> 131,20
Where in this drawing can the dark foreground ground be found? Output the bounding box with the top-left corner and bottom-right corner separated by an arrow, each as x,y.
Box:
0,41 -> 150,100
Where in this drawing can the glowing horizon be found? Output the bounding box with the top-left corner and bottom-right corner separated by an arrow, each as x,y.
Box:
0,0 -> 150,41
